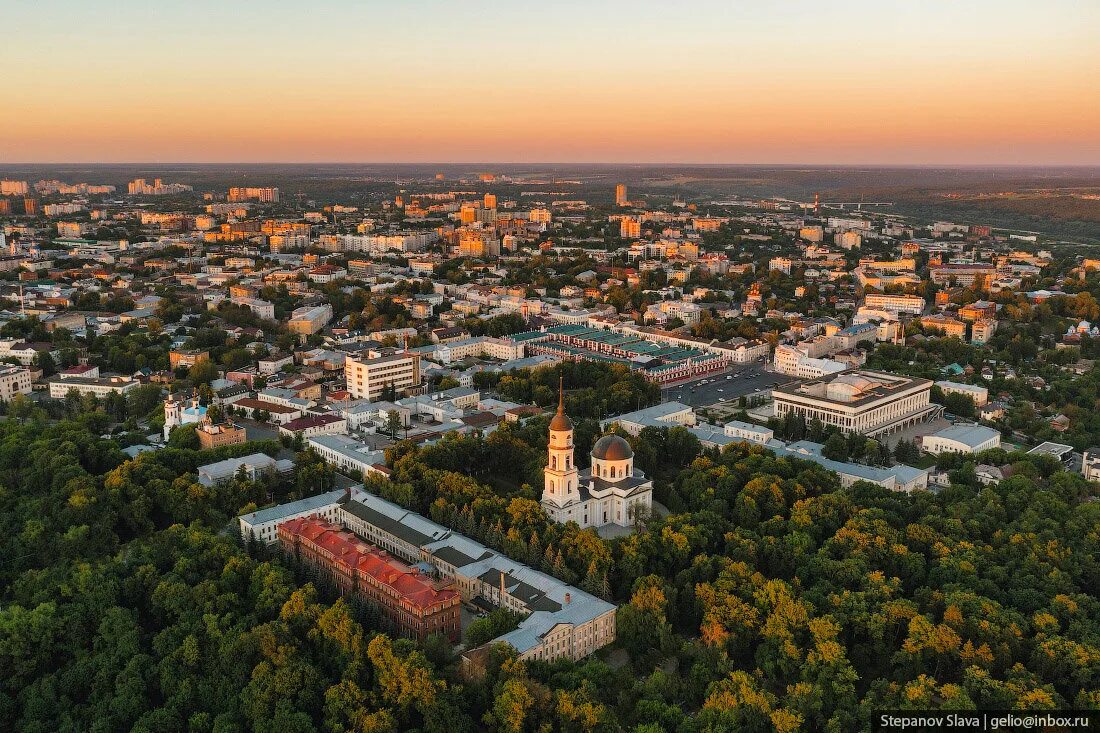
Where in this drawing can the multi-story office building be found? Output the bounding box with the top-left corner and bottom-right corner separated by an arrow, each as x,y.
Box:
197,452 -> 293,485
620,218 -> 640,238
459,204 -> 478,224
239,488 -> 348,544
772,370 -> 939,437
336,493 -> 617,662
0,365 -> 32,401
288,304 -> 333,335
930,263 -> 996,287
921,314 -> 967,338
712,337 -> 770,363
261,220 -> 310,236
864,293 -> 925,315
416,336 -> 525,363
615,184 -> 628,206
48,375 -> 139,399
860,258 -> 917,274
169,349 -> 210,370
935,380 -> 989,407
0,340 -> 55,366
1082,450 -> 1100,482
769,257 -> 793,274
722,419 -> 774,445
279,414 -> 347,439
971,319 -> 997,345
232,398 -> 303,424
921,424 -> 1001,455
196,421 -> 247,449
958,300 -> 997,322
57,221 -> 92,238
644,299 -> 701,326
239,486 -> 617,662
269,233 -> 310,251
344,350 -> 421,400
279,516 -> 461,641
692,216 -> 722,232
307,434 -> 386,477
231,296 -> 276,320
43,203 -> 84,216
773,344 -> 846,379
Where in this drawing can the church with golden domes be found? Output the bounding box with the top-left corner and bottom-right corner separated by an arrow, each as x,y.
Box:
541,381 -> 653,530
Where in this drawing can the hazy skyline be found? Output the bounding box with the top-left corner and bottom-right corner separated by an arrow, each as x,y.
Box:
3,0 -> 1099,165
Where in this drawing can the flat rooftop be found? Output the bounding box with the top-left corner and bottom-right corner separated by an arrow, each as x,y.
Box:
774,370 -> 931,407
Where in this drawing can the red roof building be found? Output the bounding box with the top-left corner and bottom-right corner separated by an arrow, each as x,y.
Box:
278,413 -> 346,438
278,516 -> 460,641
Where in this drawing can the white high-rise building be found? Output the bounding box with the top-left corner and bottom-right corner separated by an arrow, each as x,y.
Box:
344,350 -> 421,401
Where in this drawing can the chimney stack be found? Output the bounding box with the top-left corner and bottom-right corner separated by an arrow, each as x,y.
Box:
565,592 -> 571,605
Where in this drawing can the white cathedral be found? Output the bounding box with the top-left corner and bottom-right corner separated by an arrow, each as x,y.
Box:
541,383 -> 653,530
163,392 -> 207,440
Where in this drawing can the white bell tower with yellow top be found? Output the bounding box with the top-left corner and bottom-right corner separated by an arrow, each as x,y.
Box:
543,377 -> 579,510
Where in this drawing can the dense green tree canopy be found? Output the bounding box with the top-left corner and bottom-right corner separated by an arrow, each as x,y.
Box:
2,404 -> 1098,731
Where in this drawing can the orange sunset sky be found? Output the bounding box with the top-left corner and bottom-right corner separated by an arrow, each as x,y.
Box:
2,0 -> 1099,165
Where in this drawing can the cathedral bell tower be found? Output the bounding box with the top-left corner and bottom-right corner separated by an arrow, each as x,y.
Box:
163,393 -> 181,440
543,377 -> 579,508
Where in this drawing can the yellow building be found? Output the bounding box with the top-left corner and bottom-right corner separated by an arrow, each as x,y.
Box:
920,314 -> 967,338
197,422 -> 247,449
615,183 -> 628,206
620,218 -> 641,238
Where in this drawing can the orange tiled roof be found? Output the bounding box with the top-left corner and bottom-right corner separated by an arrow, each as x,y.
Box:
280,517 -> 458,610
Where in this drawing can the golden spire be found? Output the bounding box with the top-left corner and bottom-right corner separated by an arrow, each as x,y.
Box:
549,372 -> 573,432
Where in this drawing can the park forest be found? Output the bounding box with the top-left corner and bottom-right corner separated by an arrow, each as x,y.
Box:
1,363 -> 1098,732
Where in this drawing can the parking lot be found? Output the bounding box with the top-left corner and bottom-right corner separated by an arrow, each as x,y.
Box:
661,363 -> 793,409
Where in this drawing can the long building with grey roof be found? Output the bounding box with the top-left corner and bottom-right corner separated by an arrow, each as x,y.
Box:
336,491 -> 617,663
238,485 -> 616,662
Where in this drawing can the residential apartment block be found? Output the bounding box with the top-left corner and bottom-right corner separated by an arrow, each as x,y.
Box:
344,350 -> 421,401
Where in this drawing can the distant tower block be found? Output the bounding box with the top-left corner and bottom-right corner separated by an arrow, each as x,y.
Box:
615,183 -> 628,206
814,192 -> 820,216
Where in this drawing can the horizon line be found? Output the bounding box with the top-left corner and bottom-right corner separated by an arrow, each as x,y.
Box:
3,161 -> 1100,170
